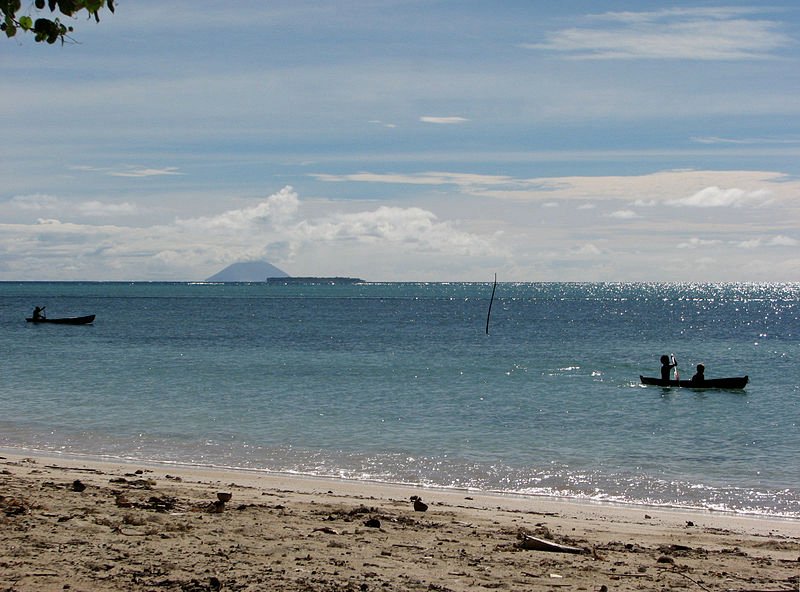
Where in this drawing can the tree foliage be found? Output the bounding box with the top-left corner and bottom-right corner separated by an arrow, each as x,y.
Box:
2,0 -> 114,44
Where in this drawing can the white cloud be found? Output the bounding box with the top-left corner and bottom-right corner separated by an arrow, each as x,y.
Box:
769,235 -> 799,247
77,201 -> 138,217
608,210 -> 639,219
292,205 -> 496,257
10,194 -> 61,211
313,171 -> 522,189
314,169 -> 797,206
0,186 -> 507,280
677,238 -> 723,249
524,7 -> 791,60
176,186 -> 300,231
667,186 -> 772,207
368,120 -> 397,128
420,116 -> 469,124
8,194 -> 137,218
109,167 -> 183,178
691,136 -> 800,145
573,243 -> 602,256
736,235 -> 799,249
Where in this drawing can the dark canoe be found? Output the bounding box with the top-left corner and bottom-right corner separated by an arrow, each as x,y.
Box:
640,375 -> 748,389
26,314 -> 96,325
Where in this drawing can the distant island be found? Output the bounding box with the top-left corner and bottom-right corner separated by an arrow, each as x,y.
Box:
205,261 -> 364,284
206,261 -> 288,282
266,277 -> 365,285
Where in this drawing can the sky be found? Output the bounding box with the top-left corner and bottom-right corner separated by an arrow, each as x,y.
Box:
2,1 -> 800,282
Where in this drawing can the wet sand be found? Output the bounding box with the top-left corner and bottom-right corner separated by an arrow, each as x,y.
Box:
1,452 -> 798,591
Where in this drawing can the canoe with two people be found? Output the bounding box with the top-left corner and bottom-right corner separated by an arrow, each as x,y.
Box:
641,354 -> 748,389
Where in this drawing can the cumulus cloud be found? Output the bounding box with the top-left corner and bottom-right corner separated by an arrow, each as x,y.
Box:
677,238 -> 723,249
769,235 -> 799,247
678,235 -> 797,250
667,186 -> 772,207
0,185 -> 505,280
176,186 -> 300,231
573,243 -> 602,256
608,209 -> 639,219
736,235 -> 799,249
292,205 -> 494,257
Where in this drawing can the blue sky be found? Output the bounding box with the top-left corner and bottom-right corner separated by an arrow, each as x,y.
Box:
2,1 -> 799,281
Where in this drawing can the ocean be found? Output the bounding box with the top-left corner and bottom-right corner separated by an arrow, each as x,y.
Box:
1,281 -> 797,517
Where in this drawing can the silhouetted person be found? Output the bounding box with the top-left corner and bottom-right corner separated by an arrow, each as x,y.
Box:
660,355 -> 676,381
691,364 -> 705,385
32,306 -> 45,320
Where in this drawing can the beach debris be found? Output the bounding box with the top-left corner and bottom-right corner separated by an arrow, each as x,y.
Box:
411,495 -> 428,512
109,476 -> 155,489
140,495 -> 177,512
312,526 -> 340,535
0,495 -> 30,517
658,544 -> 693,555
71,479 -> 87,492
197,492 -> 233,514
517,533 -> 586,554
181,577 -> 222,592
364,517 -> 381,528
114,493 -> 176,512
115,494 -> 132,508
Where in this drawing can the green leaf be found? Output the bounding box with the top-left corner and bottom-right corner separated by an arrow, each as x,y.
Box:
18,14 -> 31,30
82,0 -> 104,12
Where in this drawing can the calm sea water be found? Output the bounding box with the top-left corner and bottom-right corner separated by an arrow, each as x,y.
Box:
1,282 -> 798,517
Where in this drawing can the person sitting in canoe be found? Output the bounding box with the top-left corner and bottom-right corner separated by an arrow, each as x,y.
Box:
32,306 -> 45,320
691,364 -> 705,385
660,355 -> 676,381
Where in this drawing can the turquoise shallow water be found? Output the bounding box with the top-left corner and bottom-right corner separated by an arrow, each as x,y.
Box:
1,281 -> 798,516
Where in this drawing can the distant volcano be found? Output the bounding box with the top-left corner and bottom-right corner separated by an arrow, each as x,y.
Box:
205,261 -> 289,282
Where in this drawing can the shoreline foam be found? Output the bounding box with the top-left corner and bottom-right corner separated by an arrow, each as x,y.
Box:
3,446 -> 797,522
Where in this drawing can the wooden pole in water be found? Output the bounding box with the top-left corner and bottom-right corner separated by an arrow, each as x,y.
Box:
486,273 -> 497,335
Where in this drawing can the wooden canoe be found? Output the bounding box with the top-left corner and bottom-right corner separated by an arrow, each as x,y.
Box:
640,375 -> 748,389
26,314 -> 96,325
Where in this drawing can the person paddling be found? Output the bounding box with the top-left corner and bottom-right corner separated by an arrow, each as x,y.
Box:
660,354 -> 676,381
32,306 -> 46,320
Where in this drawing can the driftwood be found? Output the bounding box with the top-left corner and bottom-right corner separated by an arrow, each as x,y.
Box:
517,534 -> 585,554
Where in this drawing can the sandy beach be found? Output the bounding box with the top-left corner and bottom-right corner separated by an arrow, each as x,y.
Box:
1,452 -> 798,592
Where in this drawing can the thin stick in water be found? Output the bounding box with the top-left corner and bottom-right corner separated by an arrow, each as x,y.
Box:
486,273 -> 497,335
